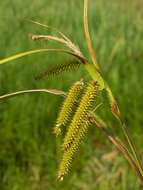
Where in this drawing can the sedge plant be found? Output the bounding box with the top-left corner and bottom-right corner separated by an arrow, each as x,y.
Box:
0,0 -> 143,183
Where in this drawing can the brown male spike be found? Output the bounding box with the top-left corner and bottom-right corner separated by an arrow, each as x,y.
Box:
35,60 -> 82,80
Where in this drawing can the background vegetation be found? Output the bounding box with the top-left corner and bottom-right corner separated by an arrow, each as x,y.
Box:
0,0 -> 143,189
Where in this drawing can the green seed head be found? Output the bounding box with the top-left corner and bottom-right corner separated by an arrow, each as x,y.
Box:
62,81 -> 99,151
57,81 -> 99,180
53,79 -> 84,136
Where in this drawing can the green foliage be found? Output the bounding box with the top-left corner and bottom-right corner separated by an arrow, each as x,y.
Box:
0,0 -> 143,189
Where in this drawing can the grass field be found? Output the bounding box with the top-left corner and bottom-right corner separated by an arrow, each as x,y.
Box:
0,0 -> 143,189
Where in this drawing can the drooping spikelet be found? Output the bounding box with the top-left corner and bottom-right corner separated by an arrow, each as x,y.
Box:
58,119 -> 92,181
57,81 -> 99,180
62,81 -> 99,151
53,79 -> 84,136
35,60 -> 82,80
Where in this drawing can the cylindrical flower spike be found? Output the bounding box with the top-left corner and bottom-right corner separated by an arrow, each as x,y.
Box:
62,81 -> 99,151
54,79 -> 84,136
35,60 -> 82,80
58,119 -> 91,181
57,81 -> 99,180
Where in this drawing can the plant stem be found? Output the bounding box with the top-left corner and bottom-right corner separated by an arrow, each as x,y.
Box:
0,89 -> 66,100
120,121 -> 143,177
83,0 -> 143,179
92,113 -> 143,184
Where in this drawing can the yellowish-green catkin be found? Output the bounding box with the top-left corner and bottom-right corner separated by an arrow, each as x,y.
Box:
58,119 -> 91,181
57,81 -> 98,180
53,79 -> 84,136
62,81 -> 98,151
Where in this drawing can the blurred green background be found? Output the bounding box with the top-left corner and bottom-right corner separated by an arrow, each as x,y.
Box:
0,0 -> 143,189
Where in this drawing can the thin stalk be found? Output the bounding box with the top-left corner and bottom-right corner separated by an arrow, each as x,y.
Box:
120,121 -> 143,177
0,49 -> 85,65
84,62 -> 143,180
106,83 -> 143,176
83,0 -> 100,71
0,89 -> 66,100
110,135 -> 143,183
92,113 -> 143,183
83,0 -> 143,180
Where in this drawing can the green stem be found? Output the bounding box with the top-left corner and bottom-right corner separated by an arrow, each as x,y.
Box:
92,113 -> 143,183
120,121 -> 143,177
0,89 -> 66,100
84,61 -> 143,180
